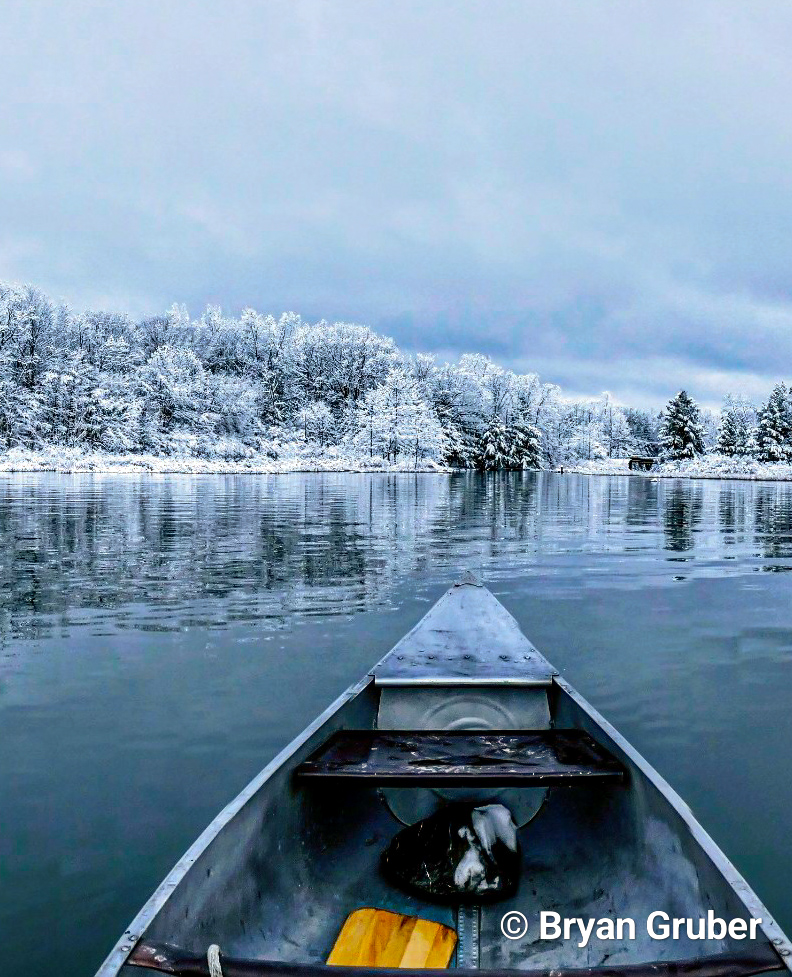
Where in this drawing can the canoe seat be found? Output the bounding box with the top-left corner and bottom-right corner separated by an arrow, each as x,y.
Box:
294,729 -> 625,787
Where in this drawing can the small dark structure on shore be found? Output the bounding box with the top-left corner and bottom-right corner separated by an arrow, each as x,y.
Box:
629,455 -> 658,471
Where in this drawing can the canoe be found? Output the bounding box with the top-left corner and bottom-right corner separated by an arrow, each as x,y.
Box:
97,573 -> 792,977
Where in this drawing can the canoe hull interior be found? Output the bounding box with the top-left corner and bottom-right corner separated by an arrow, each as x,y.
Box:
104,677 -> 789,977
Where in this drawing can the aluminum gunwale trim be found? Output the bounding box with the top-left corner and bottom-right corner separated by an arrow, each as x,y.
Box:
94,672 -> 374,977
555,676 -> 792,973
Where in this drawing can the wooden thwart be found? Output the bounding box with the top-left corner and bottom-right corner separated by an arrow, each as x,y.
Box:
295,729 -> 625,787
327,909 -> 456,969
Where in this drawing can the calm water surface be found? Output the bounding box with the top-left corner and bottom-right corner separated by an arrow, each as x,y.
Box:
1,472 -> 792,976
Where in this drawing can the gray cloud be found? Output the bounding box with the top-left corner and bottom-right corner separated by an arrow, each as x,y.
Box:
2,0 -> 792,407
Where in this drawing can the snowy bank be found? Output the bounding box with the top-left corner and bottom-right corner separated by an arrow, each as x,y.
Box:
6,448 -> 792,481
565,455 -> 792,481
0,447 -> 452,475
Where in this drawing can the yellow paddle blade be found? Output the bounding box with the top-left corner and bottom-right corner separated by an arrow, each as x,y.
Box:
327,908 -> 457,969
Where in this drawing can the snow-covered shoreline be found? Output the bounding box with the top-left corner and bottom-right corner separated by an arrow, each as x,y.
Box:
565,456 -> 792,481
0,447 -> 452,475
5,448 -> 792,481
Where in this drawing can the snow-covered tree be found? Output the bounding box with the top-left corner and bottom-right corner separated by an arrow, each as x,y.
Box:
0,362 -> 42,447
756,383 -> 792,462
477,416 -> 512,470
475,417 -> 542,470
598,392 -> 632,458
298,401 -> 336,448
660,390 -> 705,460
353,369 -> 443,465
39,353 -> 104,446
289,321 -> 400,412
194,304 -> 245,374
624,408 -> 660,455
8,278 -> 792,472
509,421 -> 543,469
142,345 -> 206,437
717,395 -> 756,456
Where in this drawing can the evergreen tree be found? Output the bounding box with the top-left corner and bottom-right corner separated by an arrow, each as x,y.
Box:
439,419 -> 478,468
660,390 -> 705,460
508,421 -> 543,469
756,383 -> 792,462
476,416 -> 512,470
717,395 -> 755,457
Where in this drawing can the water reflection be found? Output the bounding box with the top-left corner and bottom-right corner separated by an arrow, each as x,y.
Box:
3,473 -> 792,644
662,483 -> 703,553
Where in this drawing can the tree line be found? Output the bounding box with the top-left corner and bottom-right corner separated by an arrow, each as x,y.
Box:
0,281 -> 787,468
660,387 -> 792,462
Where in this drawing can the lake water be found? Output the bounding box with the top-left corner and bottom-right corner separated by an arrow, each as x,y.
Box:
2,472 -> 792,976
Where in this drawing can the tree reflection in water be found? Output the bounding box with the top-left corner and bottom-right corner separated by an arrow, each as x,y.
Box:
2,471 -> 792,642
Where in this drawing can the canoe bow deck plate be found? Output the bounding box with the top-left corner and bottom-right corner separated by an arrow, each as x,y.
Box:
372,578 -> 556,687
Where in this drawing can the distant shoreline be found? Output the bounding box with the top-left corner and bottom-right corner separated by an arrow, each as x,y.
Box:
0,447 -> 451,475
564,458 -> 792,482
3,449 -> 792,482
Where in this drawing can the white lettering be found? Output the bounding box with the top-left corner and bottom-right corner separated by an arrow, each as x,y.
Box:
708,912 -> 726,940
617,918 -> 636,940
532,913 -> 759,945
576,917 -> 595,948
647,912 -> 670,939
541,912 -> 561,940
596,919 -> 615,941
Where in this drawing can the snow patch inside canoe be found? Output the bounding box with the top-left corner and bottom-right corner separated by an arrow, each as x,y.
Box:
381,802 -> 520,901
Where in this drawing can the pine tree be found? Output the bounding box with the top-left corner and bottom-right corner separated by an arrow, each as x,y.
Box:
508,421 -> 543,469
439,420 -> 478,468
717,411 -> 741,456
756,383 -> 792,462
476,416 -> 512,470
717,395 -> 755,457
660,390 -> 705,460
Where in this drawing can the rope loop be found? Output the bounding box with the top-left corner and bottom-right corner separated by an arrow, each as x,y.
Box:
207,944 -> 224,977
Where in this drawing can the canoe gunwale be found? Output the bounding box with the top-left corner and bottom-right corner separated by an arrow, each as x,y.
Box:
128,940 -> 786,977
94,672 -> 375,977
554,677 -> 792,972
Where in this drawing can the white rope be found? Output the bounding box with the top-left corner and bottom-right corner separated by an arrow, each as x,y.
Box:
207,944 -> 224,977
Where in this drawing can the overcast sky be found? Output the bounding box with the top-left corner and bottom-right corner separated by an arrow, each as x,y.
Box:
2,1 -> 792,408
